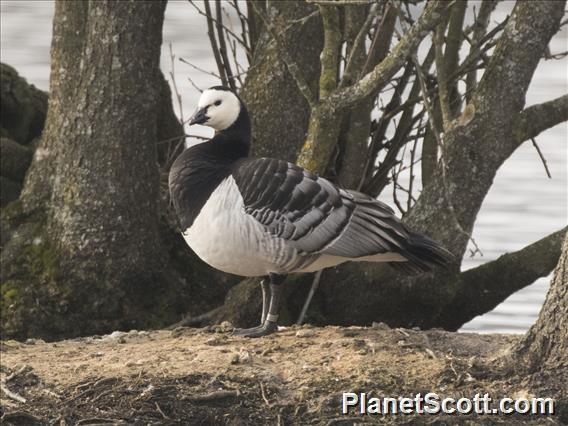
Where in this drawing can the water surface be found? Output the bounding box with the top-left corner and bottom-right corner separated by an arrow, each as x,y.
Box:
1,1 -> 566,334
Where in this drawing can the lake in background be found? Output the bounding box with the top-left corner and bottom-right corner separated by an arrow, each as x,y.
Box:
1,1 -> 566,334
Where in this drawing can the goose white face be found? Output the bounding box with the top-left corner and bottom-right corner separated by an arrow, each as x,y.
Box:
191,88 -> 241,131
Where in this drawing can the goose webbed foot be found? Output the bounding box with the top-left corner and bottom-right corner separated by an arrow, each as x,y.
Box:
232,321 -> 278,338
232,273 -> 285,338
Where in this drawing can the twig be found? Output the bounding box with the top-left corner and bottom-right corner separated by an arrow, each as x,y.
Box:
0,382 -> 26,403
360,62 -> 415,192
0,365 -> 31,404
530,138 -> 552,179
169,43 -> 185,127
179,57 -> 222,79
407,128 -> 420,212
391,174 -> 405,214
180,56 -> 254,81
259,382 -> 272,407
166,306 -> 222,329
328,0 -> 450,111
87,389 -> 114,404
286,10 -> 321,28
341,4 -> 379,87
544,50 -> 568,60
186,390 -> 239,402
229,0 -> 251,61
1,412 -> 42,423
76,418 -> 122,425
215,0 -> 237,90
228,38 -> 244,87
307,0 -> 374,4
465,0 -> 498,100
296,269 -> 323,325
203,0 -> 228,86
156,402 -> 171,420
187,0 -> 249,51
434,20 -> 452,129
5,365 -> 30,382
187,76 -> 203,93
65,377 -> 118,404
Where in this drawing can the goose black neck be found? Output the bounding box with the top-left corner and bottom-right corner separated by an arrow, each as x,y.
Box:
211,103 -> 251,160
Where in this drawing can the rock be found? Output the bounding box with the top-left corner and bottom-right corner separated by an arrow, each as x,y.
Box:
0,137 -> 32,182
295,329 -> 316,338
238,349 -> 252,363
171,326 -> 188,338
0,176 -> 22,207
0,63 -> 48,145
108,331 -> 127,339
371,321 -> 390,330
205,335 -> 228,346
230,349 -> 252,365
219,321 -> 234,331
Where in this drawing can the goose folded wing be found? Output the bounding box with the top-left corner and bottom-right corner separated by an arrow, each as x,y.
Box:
231,158 -> 409,257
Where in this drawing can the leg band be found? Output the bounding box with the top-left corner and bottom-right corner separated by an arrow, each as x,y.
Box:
266,313 -> 279,323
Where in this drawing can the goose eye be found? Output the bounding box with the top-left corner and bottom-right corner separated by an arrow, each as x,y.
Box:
214,100 -> 222,106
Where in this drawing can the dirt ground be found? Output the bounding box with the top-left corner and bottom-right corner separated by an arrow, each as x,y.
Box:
0,323 -> 565,425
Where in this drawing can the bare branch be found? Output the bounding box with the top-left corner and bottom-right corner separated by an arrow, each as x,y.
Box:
531,138 -> 552,179
438,228 -> 567,330
202,0 -> 228,86
465,0 -> 498,101
328,0 -> 450,110
441,0 -> 466,123
412,51 -> 482,257
318,4 -> 341,98
307,0 -> 374,4
179,57 -> 221,79
229,0 -> 251,61
360,2 -> 397,77
341,4 -> 379,87
435,20 -> 452,127
514,94 -> 568,145
188,0 -> 249,51
215,1 -> 237,90
168,43 -> 185,126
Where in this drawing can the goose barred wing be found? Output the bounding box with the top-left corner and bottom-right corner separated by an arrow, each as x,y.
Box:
231,158 -> 409,257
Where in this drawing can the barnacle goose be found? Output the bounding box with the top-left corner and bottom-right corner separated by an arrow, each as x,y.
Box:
169,86 -> 453,337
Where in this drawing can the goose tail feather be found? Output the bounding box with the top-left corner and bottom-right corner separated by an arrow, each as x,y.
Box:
390,231 -> 455,275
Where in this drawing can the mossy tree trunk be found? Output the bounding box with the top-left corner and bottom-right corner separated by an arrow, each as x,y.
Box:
1,0 -> 194,340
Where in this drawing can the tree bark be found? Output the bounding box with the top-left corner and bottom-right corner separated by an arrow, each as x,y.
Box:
1,0 -> 193,340
514,232 -> 568,374
240,1 -> 323,163
47,0 -> 165,279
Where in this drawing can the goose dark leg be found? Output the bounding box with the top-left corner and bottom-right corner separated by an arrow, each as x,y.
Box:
260,277 -> 269,324
233,274 -> 285,338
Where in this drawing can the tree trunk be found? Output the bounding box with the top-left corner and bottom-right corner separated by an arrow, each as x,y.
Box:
240,1 -> 323,163
207,0 -> 566,331
1,0 -> 192,340
46,0 -> 165,280
514,232 -> 568,374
